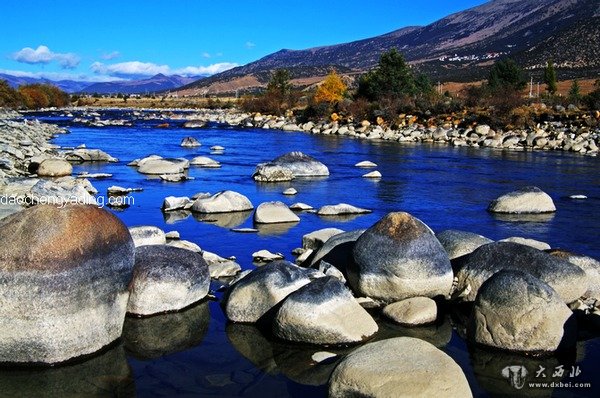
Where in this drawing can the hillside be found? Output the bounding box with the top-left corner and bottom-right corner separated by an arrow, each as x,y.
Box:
178,0 -> 600,94
81,74 -> 200,94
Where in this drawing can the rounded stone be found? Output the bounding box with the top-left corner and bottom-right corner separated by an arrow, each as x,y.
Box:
127,245 -> 210,316
129,225 -> 166,247
37,158 -> 73,177
329,337 -> 473,398
273,276 -> 378,345
0,204 -> 135,364
189,156 -> 220,168
137,158 -> 187,175
180,136 -> 201,147
253,151 -> 329,181
351,212 -> 453,302
436,229 -> 493,260
191,190 -> 253,213
469,270 -> 575,353
382,297 -> 438,326
254,201 -> 300,224
488,186 -> 556,214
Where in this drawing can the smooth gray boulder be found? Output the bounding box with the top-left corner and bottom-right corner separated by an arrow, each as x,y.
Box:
64,148 -> 118,162
548,249 -> 600,299
454,242 -> 587,303
129,226 -> 166,247
500,236 -> 551,250
469,270 -> 575,352
254,201 -> 300,224
382,297 -> 438,326
191,190 -> 253,213
127,245 -> 210,316
273,276 -> 378,345
162,196 -> 192,212
351,212 -> 453,302
302,228 -> 344,251
180,136 -> 201,147
224,261 -> 323,323
317,203 -> 371,216
37,158 -> 72,177
253,151 -> 329,181
0,205 -> 134,364
189,156 -> 220,168
137,158 -> 187,175
202,250 -> 241,278
488,186 -> 556,213
436,229 -> 493,260
329,337 -> 473,398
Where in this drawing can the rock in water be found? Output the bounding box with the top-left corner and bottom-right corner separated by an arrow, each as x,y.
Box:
129,226 -> 166,247
137,158 -> 187,175
223,260 -> 322,323
162,196 -> 192,212
189,156 -> 220,168
354,160 -> 377,168
454,242 -> 587,303
191,190 -> 253,213
469,270 -> 575,353
316,203 -> 371,216
382,297 -> 438,326
436,229 -> 493,260
253,151 -> 329,181
273,276 -> 378,345
64,148 -> 118,163
488,186 -> 556,213
0,205 -> 134,364
254,201 -> 300,224
362,170 -> 382,179
499,236 -> 550,250
302,228 -> 344,251
37,158 -> 73,177
328,337 -> 472,398
351,212 -> 453,302
548,249 -> 600,299
127,245 -> 210,316
180,136 -> 201,147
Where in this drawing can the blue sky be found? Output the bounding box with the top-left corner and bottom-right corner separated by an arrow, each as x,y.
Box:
1,0 -> 488,82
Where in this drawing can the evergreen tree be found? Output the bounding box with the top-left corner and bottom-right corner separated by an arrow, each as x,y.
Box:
568,80 -> 581,104
488,59 -> 526,92
357,49 -> 418,101
543,59 -> 558,95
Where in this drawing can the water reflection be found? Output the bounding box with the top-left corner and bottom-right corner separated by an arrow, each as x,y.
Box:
316,213 -> 367,223
0,344 -> 134,397
374,316 -> 453,348
123,300 -> 210,360
490,212 -> 556,223
192,210 -> 252,228
162,210 -> 192,224
256,221 -> 299,236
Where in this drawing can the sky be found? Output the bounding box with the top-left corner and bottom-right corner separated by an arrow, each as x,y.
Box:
0,0 -> 488,82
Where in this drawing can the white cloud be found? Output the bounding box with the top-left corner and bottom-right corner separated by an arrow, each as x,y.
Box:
12,45 -> 80,69
202,52 -> 211,58
0,68 -> 123,82
101,51 -> 121,60
245,41 -> 256,49
91,61 -> 238,77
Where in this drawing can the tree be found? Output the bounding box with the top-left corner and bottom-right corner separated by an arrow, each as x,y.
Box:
568,80 -> 581,104
267,69 -> 293,99
314,70 -> 347,104
357,49 -> 417,101
0,80 -> 22,108
543,59 -> 558,95
488,58 -> 526,92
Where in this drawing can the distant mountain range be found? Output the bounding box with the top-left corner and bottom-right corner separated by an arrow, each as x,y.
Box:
0,73 -> 202,94
177,0 -> 600,95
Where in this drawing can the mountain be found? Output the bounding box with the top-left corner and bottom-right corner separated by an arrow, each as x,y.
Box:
81,74 -> 201,94
178,0 -> 600,94
0,73 -> 97,93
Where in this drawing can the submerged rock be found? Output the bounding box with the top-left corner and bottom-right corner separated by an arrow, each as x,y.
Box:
362,170 -> 382,179
316,203 -> 371,216
328,337 -> 472,398
469,270 -> 575,353
436,229 -> 493,260
454,242 -> 587,303
223,261 -> 322,323
351,212 -> 453,302
355,160 -> 377,168
254,201 -> 300,224
0,205 -> 134,364
253,151 -> 329,181
191,190 -> 253,213
273,276 -> 378,345
282,187 -> 297,195
488,186 -> 556,214
127,245 -> 210,316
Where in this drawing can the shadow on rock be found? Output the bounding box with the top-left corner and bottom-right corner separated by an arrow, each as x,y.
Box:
123,300 -> 210,360
0,344 -> 134,397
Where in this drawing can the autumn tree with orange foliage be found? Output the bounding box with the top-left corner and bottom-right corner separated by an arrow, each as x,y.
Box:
314,70 -> 347,104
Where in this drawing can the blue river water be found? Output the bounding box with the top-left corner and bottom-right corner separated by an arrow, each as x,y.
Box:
4,112 -> 599,397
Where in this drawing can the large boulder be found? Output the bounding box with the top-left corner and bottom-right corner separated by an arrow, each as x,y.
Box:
488,186 -> 556,213
273,276 -> 378,345
191,190 -> 253,213
137,158 -> 188,175
548,249 -> 600,299
0,205 -> 134,364
454,242 -> 587,303
253,151 -> 329,181
436,229 -> 493,260
37,158 -> 73,177
351,212 -> 453,302
254,201 -> 300,224
223,261 -> 323,323
469,270 -> 576,352
328,337 -> 473,398
127,245 -> 210,316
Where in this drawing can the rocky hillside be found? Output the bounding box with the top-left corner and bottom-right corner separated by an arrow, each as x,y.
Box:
178,0 -> 600,94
